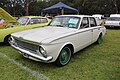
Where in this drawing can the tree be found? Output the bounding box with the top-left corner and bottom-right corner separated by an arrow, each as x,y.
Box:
25,0 -> 37,15
1,0 -> 120,16
29,1 -> 47,15
111,0 -> 118,13
7,0 -> 37,16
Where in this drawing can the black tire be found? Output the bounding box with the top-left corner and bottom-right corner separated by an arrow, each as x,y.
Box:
55,46 -> 72,67
4,35 -> 10,46
96,34 -> 102,44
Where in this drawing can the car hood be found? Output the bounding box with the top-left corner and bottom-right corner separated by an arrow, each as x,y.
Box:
0,7 -> 19,25
12,26 -> 76,44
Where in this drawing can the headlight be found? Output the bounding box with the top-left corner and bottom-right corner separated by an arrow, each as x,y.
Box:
39,46 -> 47,58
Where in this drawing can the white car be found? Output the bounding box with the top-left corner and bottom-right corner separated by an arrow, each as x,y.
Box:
110,14 -> 120,17
104,17 -> 120,28
9,15 -> 106,66
92,14 -> 104,25
94,17 -> 103,25
92,14 -> 104,19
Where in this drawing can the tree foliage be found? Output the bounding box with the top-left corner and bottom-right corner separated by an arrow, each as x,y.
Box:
0,0 -> 120,16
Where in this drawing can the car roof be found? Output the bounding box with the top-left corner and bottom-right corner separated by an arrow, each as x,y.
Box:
20,16 -> 47,19
55,15 -> 93,18
110,14 -> 120,17
0,7 -> 19,25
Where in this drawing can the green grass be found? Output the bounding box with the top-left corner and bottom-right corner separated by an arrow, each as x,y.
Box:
0,29 -> 120,80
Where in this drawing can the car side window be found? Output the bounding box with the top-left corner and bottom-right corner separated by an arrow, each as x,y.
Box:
90,17 -> 97,27
40,18 -> 48,23
28,18 -> 40,24
80,17 -> 89,29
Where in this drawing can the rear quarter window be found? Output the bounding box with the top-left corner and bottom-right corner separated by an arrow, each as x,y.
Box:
90,17 -> 97,27
80,17 -> 89,28
41,18 -> 48,23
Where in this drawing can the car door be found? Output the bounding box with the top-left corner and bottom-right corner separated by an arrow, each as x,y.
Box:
89,17 -> 100,42
76,17 -> 92,51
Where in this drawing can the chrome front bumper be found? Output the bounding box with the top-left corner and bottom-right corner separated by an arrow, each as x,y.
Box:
10,44 -> 53,62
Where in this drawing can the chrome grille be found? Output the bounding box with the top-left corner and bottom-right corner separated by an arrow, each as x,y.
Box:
14,39 -> 38,52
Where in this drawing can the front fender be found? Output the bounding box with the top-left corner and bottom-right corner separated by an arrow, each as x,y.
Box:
0,26 -> 25,42
40,42 -> 74,62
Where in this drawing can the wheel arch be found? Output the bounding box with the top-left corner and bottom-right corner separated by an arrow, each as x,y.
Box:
58,42 -> 75,58
4,34 -> 11,45
64,44 -> 74,55
4,34 -> 11,41
97,32 -> 103,39
54,42 -> 74,66
99,32 -> 103,37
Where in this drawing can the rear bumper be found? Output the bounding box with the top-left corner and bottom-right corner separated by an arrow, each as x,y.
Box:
10,43 -> 53,62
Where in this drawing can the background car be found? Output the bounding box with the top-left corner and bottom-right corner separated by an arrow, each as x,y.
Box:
10,15 -> 106,66
110,14 -> 120,17
0,7 -> 51,45
104,17 -> 120,28
92,14 -> 104,25
18,16 -> 50,25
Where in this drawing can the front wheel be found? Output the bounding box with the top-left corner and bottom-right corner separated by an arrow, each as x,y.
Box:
55,46 -> 72,67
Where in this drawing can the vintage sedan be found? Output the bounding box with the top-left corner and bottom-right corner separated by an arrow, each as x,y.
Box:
10,15 -> 106,66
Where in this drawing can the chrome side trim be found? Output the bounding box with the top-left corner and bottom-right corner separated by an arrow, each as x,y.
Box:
50,26 -> 104,43
10,44 -> 53,62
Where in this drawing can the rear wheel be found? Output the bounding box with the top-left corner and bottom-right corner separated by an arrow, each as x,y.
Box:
55,46 -> 72,66
96,34 -> 102,44
4,35 -> 10,46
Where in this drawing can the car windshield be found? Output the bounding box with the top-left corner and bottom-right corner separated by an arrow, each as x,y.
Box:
49,16 -> 80,29
107,17 -> 120,21
18,17 -> 29,25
